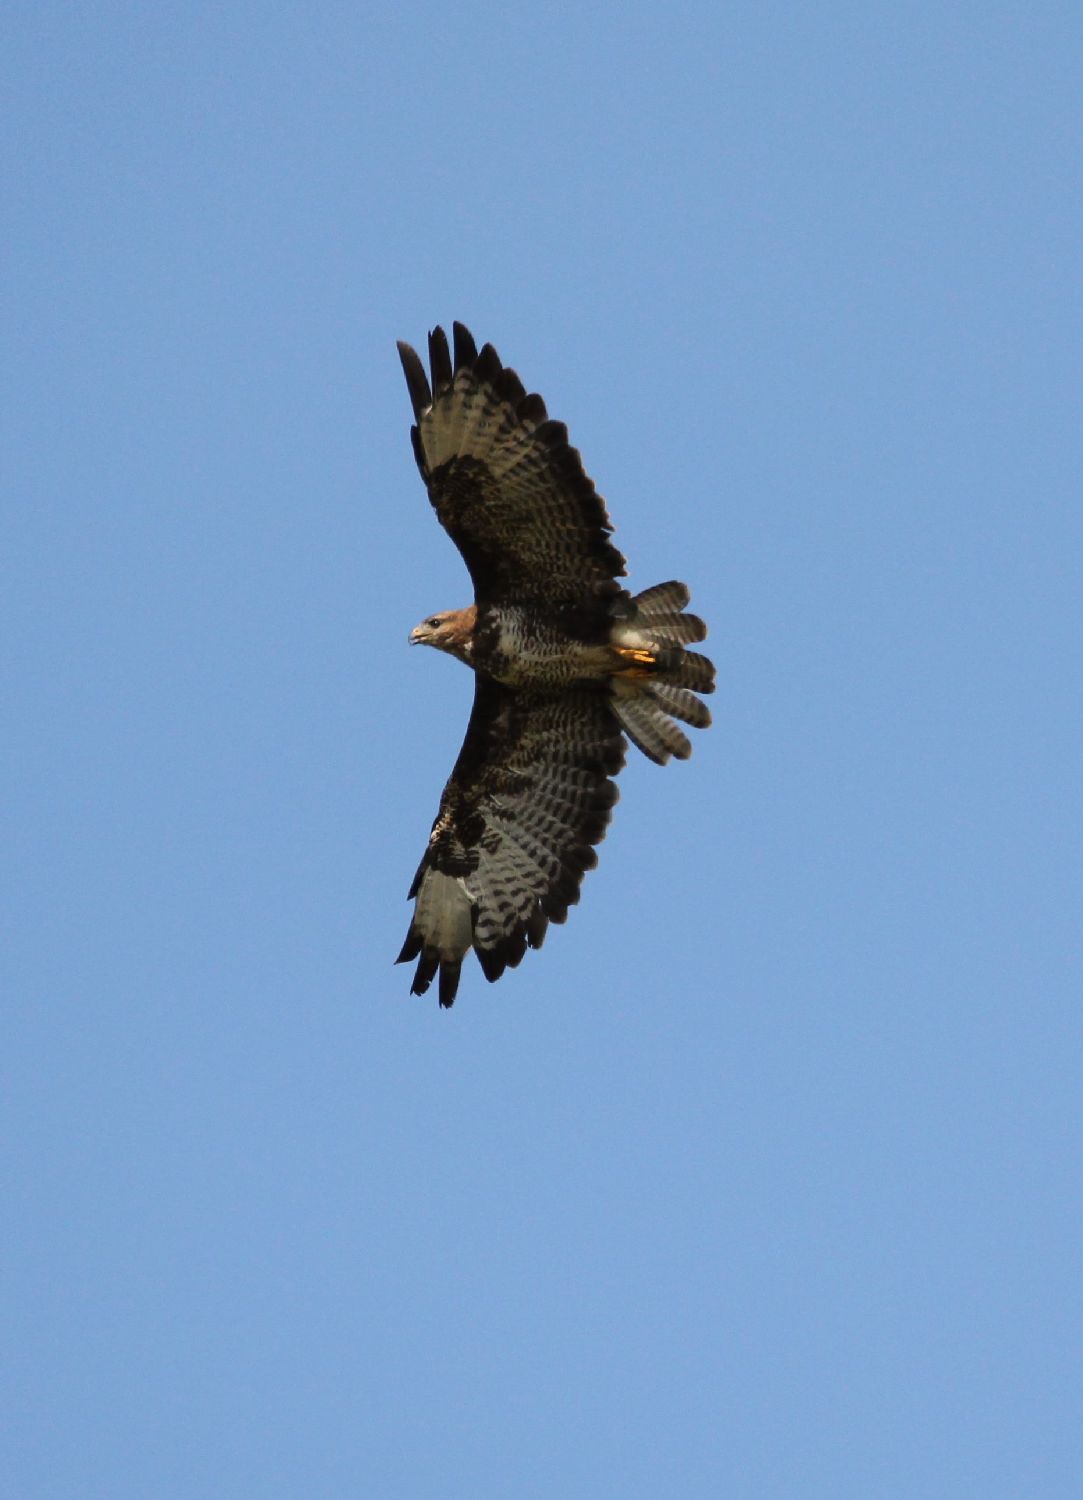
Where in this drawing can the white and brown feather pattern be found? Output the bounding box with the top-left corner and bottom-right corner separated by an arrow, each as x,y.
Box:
397,323 -> 626,604
396,679 -> 624,1006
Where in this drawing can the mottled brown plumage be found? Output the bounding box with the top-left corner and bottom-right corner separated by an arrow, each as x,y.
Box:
395,324 -> 715,1005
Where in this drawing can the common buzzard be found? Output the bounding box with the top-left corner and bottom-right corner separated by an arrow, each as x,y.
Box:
395,323 -> 715,1006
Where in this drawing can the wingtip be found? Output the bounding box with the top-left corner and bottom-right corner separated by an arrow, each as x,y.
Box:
410,947 -> 439,996
452,321 -> 478,371
397,340 -> 432,419
438,960 -> 462,1008
475,945 -> 507,984
428,326 -> 453,393
395,923 -> 423,966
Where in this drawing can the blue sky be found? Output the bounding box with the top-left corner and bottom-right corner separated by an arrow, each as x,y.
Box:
4,3 -> 1081,1495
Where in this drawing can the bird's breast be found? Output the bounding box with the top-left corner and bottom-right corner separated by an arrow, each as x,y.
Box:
475,606 -> 610,688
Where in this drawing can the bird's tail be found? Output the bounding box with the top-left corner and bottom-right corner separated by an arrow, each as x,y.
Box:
607,582 -> 715,764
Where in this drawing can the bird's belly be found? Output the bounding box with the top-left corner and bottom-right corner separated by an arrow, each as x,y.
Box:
483,613 -> 610,688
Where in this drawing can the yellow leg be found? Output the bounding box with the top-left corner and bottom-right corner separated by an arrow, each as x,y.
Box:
611,645 -> 657,678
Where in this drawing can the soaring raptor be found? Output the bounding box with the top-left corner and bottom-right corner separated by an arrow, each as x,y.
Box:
395,323 -> 715,1006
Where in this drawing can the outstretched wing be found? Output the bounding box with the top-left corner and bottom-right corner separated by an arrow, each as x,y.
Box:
396,678 -> 625,1006
397,322 -> 626,605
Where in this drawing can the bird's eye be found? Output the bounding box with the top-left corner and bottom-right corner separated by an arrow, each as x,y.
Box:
427,617 -> 441,628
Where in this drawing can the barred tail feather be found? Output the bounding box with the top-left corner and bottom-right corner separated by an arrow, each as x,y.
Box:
627,581 -> 707,645
610,680 -> 693,765
649,682 -> 712,728
659,648 -> 715,695
611,584 -> 715,687
632,581 -> 691,615
649,615 -> 708,646
608,581 -> 715,764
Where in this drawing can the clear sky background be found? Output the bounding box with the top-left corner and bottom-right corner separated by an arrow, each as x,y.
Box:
4,4 -> 1081,1496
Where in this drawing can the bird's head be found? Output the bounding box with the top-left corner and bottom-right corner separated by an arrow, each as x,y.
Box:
409,606 -> 477,663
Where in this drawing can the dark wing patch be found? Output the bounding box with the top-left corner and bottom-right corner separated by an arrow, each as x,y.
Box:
397,322 -> 626,605
396,677 -> 625,1006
